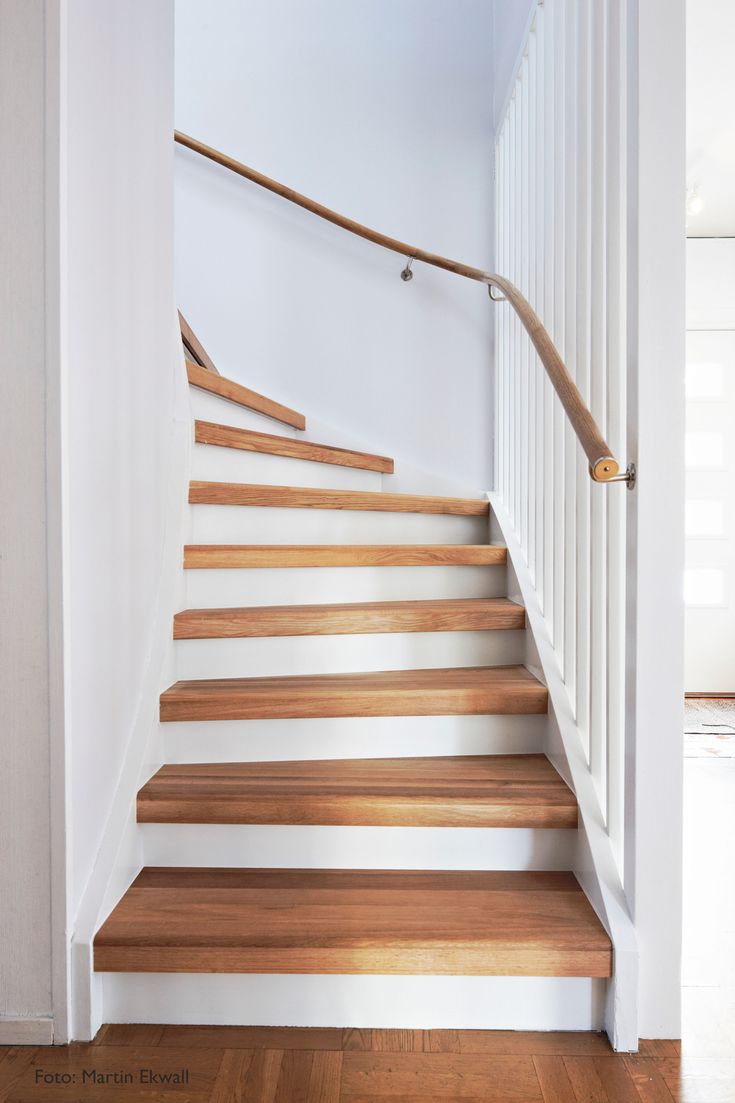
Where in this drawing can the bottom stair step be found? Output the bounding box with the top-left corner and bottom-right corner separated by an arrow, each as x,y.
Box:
94,868 -> 612,977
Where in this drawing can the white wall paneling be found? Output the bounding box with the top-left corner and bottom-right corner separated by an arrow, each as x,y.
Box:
0,0 -> 61,1043
627,0 -> 685,1041
58,0 -> 185,1041
495,0 -> 629,873
493,0 -> 685,1043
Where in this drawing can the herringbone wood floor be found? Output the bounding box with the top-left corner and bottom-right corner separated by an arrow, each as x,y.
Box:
0,1027 -> 697,1101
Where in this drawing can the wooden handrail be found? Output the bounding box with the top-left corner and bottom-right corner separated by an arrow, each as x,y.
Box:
174,129 -> 632,484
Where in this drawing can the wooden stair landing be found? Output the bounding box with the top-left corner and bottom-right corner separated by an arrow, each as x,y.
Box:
189,481 -> 490,516
137,754 -> 577,828
173,597 -> 526,639
195,420 -> 393,474
159,665 -> 548,722
93,868 -> 612,976
183,544 -> 508,569
186,360 -> 306,431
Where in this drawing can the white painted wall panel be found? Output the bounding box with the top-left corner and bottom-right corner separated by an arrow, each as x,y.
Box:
64,1 -> 181,929
0,0 -> 55,1032
493,0 -> 686,1043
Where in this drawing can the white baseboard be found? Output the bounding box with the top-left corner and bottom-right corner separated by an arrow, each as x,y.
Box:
0,1018 -> 54,1046
101,975 -> 605,1032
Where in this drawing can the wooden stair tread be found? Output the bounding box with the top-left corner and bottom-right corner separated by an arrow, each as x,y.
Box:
93,868 -> 612,976
159,665 -> 547,721
173,597 -> 525,638
183,544 -> 507,568
195,420 -> 393,474
137,754 -> 577,828
189,481 -> 490,516
186,360 -> 306,431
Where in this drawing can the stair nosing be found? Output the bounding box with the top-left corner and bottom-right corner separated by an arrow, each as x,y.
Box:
194,419 -> 394,474
183,544 -> 508,568
188,481 -> 490,516
137,753 -> 577,829
172,597 -> 526,638
159,665 -> 548,722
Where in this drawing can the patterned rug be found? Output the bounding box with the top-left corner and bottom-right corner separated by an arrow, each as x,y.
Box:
684,698 -> 735,757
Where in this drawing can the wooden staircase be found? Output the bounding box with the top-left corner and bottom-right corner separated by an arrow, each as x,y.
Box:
94,355 -> 612,1022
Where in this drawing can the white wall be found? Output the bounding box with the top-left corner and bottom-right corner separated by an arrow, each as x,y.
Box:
1,0 -> 182,1045
492,0 -> 535,129
627,0 -> 686,1039
0,0 -> 58,1044
687,0 -> 735,237
65,0 -> 182,934
175,0 -> 494,490
685,239 -> 735,691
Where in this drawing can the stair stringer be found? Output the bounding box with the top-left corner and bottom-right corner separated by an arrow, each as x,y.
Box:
489,492 -> 639,1053
69,324 -> 193,1042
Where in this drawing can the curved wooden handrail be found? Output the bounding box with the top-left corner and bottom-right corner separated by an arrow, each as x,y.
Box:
175,129 -> 630,484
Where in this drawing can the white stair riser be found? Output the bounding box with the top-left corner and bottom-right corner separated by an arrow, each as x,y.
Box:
185,565 -> 507,607
141,824 -> 575,871
189,504 -> 490,545
174,630 -> 527,680
189,388 -> 301,435
191,442 -> 383,491
162,715 -> 547,763
101,974 -> 604,1031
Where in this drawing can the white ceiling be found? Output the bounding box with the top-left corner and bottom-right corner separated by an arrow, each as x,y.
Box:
687,0 -> 735,237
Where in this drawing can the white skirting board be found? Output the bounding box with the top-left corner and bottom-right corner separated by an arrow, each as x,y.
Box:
100,975 -> 605,1032
0,1018 -> 54,1046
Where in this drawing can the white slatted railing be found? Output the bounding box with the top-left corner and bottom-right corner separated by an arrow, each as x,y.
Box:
495,0 -> 629,874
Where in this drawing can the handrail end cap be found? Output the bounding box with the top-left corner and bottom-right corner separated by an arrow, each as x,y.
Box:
590,457 -> 620,482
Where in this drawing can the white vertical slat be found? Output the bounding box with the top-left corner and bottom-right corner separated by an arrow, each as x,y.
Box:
503,116 -> 511,508
501,110 -> 509,506
552,0 -> 566,664
606,0 -> 628,876
563,0 -> 578,703
514,81 -> 523,536
519,58 -> 530,552
527,32 -> 538,581
589,0 -> 609,809
509,86 -> 520,529
493,0 -> 630,872
540,2 -> 551,630
503,119 -> 511,507
499,120 -> 507,504
575,8 -> 592,739
574,0 -> 592,753
494,121 -> 501,496
533,10 -> 546,604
